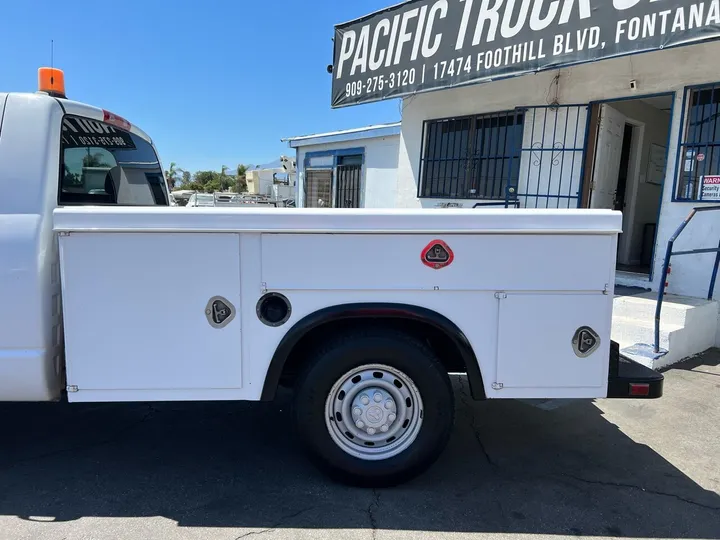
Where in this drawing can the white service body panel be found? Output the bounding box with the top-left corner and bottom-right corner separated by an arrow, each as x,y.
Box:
53,207 -> 621,403
58,233 -> 242,397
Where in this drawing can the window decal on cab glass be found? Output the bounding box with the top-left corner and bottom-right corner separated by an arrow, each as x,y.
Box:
61,116 -> 136,150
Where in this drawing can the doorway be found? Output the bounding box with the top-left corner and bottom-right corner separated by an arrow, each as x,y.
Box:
586,94 -> 674,277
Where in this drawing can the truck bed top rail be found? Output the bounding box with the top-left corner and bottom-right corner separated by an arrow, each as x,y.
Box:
53,207 -> 623,235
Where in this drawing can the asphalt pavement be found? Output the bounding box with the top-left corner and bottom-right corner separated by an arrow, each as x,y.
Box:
1,351 -> 719,540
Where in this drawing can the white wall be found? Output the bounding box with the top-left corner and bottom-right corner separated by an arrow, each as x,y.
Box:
297,134 -> 400,208
246,169 -> 295,197
257,170 -> 276,197
398,41 -> 720,300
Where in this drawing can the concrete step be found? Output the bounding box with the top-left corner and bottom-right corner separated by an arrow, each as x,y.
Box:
611,293 -> 719,369
613,292 -> 715,326
611,315 -> 681,352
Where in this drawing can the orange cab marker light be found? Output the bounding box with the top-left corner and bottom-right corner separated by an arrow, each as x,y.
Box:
103,110 -> 132,131
38,67 -> 66,98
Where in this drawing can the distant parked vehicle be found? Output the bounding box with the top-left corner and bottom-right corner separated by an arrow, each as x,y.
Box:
170,190 -> 196,206
186,193 -> 216,207
186,192 -> 283,208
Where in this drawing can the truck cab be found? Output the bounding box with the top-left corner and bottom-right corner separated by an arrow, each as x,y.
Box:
0,69 -> 170,401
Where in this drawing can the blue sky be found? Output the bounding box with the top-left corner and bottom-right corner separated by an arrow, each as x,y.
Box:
0,0 -> 399,172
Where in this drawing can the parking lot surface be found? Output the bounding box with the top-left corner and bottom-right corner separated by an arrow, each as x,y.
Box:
1,351 -> 718,540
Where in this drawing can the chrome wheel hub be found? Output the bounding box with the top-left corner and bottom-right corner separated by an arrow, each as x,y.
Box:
352,388 -> 397,434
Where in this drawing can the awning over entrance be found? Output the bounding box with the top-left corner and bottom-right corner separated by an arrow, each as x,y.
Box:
331,0 -> 720,108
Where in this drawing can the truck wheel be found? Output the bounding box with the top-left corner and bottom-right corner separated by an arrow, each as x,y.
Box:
293,329 -> 454,487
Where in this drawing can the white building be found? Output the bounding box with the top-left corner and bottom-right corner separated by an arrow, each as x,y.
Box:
245,157 -> 297,200
301,0 -> 720,366
289,42 -> 720,298
394,44 -> 720,302
284,123 -> 400,208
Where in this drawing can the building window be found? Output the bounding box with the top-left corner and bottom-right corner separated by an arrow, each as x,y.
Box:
304,169 -> 333,207
303,151 -> 363,208
420,111 -> 524,200
676,83 -> 720,201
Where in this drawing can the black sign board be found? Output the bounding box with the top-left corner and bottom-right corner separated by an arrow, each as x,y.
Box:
332,0 -> 720,108
61,116 -> 136,150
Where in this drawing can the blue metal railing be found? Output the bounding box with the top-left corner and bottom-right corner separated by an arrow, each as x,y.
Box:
654,205 -> 720,353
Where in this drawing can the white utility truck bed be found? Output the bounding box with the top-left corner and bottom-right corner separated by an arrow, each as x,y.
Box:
54,206 -> 621,403
0,73 -> 664,487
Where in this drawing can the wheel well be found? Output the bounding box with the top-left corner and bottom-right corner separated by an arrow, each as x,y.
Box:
278,317 -> 467,389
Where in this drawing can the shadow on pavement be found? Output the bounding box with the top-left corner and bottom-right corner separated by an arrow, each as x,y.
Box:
0,378 -> 718,537
670,350 -> 720,374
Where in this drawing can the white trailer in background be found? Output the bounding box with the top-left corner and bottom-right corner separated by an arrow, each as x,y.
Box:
0,69 -> 663,487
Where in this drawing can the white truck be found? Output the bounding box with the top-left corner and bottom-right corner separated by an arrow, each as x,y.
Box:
0,70 -> 663,487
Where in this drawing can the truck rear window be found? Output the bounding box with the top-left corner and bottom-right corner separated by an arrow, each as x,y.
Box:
59,115 -> 168,206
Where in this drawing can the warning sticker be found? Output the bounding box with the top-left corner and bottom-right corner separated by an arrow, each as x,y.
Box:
421,240 -> 454,270
701,176 -> 720,202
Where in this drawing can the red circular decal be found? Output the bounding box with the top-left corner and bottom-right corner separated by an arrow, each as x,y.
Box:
421,240 -> 454,270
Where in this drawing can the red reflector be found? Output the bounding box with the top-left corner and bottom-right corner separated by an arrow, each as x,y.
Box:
103,110 -> 131,131
629,383 -> 650,396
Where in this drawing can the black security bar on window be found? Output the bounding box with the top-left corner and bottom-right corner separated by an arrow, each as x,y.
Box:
419,111 -> 524,201
676,84 -> 720,201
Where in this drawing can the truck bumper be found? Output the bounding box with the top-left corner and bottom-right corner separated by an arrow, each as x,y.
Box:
606,341 -> 664,399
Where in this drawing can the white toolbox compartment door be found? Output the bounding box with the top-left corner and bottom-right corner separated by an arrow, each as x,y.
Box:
496,293 -> 610,391
59,232 -> 243,396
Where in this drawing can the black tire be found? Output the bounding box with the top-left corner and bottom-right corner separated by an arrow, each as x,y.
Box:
293,327 -> 455,487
